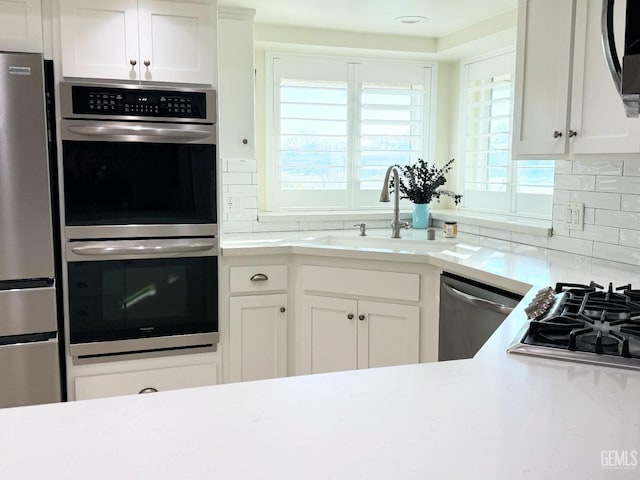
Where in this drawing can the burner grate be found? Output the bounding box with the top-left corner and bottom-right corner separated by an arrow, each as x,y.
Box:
522,282 -> 640,359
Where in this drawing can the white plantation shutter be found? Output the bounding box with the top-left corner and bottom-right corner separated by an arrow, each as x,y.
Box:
268,53 -> 433,211
460,51 -> 554,218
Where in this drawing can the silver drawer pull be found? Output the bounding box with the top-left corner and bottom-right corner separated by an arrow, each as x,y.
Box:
139,387 -> 158,394
250,273 -> 269,282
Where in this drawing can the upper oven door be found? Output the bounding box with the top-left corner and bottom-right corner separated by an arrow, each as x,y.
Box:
62,120 -> 217,240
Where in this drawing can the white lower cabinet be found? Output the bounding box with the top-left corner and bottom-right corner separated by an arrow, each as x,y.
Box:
301,295 -> 419,374
299,263 -> 421,374
229,294 -> 287,382
75,362 -> 218,400
227,264 -> 289,382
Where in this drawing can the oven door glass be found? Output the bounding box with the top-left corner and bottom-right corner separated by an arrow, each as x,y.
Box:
63,141 -> 216,225
68,257 -> 217,344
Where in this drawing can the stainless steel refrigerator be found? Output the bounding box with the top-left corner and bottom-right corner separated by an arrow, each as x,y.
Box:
0,52 -> 61,407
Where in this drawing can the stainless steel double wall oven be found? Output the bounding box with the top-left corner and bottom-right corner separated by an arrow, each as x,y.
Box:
60,82 -> 219,362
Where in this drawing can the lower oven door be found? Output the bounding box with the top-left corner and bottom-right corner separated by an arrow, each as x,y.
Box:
66,238 -> 218,360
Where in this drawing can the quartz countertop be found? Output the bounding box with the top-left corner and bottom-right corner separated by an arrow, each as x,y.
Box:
2,229 -> 640,479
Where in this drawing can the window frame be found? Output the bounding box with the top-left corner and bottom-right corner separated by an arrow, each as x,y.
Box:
457,48 -> 554,220
264,51 -> 438,213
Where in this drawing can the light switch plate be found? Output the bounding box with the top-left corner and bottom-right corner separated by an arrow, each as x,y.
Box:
564,202 -> 584,230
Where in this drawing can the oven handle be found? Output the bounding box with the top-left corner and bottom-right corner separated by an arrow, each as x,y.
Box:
71,241 -> 216,256
66,125 -> 213,140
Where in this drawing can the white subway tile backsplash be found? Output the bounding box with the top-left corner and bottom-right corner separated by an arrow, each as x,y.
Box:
620,229 -> 640,248
511,232 -> 549,249
253,221 -> 300,233
227,159 -> 257,173
594,209 -> 640,230
554,174 -> 595,191
551,221 -> 570,237
622,161 -> 640,176
572,159 -> 623,176
595,176 -> 640,194
224,172 -> 253,185
593,242 -> 640,266
553,189 -> 571,204
548,235 -> 593,256
478,227 -> 511,241
583,208 -> 595,224
570,224 -> 619,245
622,195 -> 640,212
554,159 -> 573,175
222,221 -> 253,234
569,191 -> 621,210
226,184 -> 258,195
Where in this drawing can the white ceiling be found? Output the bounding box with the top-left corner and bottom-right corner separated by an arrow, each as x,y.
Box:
218,0 -> 517,38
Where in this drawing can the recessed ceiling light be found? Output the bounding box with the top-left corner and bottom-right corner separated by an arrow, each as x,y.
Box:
394,15 -> 428,24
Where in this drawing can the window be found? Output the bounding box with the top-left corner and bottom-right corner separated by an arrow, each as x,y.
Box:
459,50 -> 554,219
266,53 -> 434,212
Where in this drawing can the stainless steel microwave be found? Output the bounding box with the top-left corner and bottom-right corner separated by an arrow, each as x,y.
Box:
602,0 -> 640,117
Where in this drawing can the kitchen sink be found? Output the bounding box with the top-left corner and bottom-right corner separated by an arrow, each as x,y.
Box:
300,234 -> 455,252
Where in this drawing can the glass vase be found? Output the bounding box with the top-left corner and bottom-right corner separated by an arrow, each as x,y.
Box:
412,203 -> 430,229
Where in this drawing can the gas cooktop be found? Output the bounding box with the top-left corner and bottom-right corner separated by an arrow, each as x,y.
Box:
507,282 -> 640,370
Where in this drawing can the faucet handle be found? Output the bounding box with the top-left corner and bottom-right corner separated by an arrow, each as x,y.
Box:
353,223 -> 367,236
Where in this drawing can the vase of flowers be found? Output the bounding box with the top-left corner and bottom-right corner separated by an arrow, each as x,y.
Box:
391,158 -> 462,229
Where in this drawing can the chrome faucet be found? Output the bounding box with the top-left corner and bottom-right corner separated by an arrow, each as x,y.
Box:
380,165 -> 410,239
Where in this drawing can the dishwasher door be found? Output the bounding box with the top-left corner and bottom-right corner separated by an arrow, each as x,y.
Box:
438,273 -> 522,361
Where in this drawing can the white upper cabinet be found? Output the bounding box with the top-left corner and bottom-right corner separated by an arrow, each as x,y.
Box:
513,0 -> 640,156
59,0 -> 215,84
218,7 -> 255,158
0,0 -> 43,53
512,0 -> 573,156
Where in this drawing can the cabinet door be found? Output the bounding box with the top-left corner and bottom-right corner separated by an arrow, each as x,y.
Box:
218,11 -> 255,158
301,295 -> 358,374
229,294 -> 287,382
137,0 -> 215,84
357,301 -> 420,369
569,0 -> 640,153
512,0 -> 574,156
0,0 -> 42,53
59,0 -> 139,80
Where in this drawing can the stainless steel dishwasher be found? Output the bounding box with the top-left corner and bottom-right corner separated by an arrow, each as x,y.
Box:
438,272 -> 522,361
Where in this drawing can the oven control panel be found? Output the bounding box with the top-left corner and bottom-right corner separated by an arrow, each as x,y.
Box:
69,85 -> 209,120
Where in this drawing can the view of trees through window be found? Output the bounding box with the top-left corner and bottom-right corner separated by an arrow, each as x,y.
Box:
268,54 -> 432,211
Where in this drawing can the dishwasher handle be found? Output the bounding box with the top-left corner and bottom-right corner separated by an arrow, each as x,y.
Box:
442,283 -> 514,315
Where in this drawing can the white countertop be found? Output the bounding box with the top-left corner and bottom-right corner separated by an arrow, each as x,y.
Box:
2,229 -> 640,479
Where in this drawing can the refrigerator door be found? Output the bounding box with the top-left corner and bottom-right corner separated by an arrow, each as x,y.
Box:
0,53 -> 54,281
0,338 -> 61,408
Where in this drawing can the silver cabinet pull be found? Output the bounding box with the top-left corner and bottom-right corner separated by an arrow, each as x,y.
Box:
250,273 -> 269,282
347,314 -> 354,320
129,59 -> 137,66
143,60 -> 151,68
359,314 -> 365,321
71,242 -> 215,256
553,130 -> 563,138
568,129 -> 578,138
242,138 -> 248,144
139,387 -> 158,394
442,283 -> 514,315
279,307 -> 286,313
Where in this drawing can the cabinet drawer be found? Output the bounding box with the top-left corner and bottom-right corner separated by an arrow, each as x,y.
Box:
75,363 -> 217,400
230,265 -> 287,294
302,265 -> 419,302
